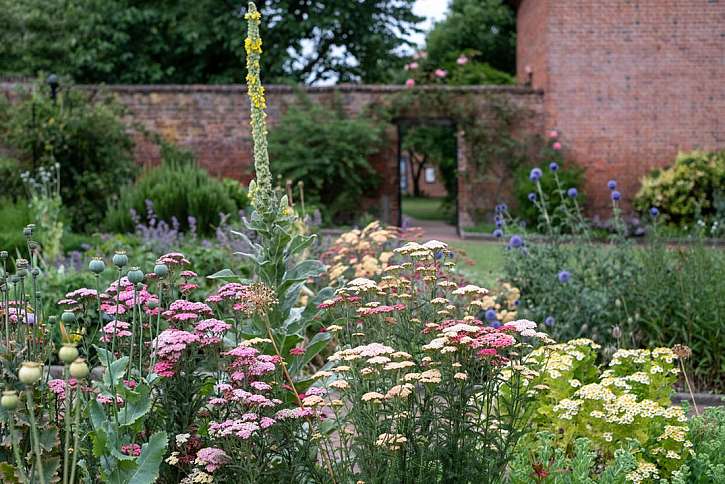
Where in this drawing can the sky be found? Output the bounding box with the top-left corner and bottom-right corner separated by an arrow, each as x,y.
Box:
411,0 -> 450,47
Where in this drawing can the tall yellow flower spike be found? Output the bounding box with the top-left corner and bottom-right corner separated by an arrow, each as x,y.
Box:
244,2 -> 273,213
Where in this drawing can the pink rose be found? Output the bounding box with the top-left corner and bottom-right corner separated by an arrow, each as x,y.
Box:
405,78 -> 415,88
552,142 -> 562,150
434,69 -> 447,78
548,130 -> 558,139
456,55 -> 469,65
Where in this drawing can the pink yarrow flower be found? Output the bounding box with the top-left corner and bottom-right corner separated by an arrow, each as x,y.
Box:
195,447 -> 230,472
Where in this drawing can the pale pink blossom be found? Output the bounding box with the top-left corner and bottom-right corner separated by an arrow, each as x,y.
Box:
457,55 -> 469,65
434,68 -> 448,78
405,78 -> 415,88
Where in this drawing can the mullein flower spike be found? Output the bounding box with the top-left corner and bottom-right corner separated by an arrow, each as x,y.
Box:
245,2 -> 273,213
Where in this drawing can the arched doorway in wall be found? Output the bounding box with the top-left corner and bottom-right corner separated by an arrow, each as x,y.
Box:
395,117 -> 459,238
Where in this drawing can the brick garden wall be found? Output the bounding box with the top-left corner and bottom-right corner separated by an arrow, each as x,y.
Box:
58,84 -> 543,229
516,0 -> 725,215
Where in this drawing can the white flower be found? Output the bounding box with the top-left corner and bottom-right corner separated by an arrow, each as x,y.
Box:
176,433 -> 191,445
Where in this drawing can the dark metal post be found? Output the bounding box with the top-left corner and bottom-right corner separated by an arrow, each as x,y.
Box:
47,74 -> 59,103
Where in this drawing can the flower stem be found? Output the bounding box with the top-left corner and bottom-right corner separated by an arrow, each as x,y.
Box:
26,389 -> 46,484
69,388 -> 82,484
62,367 -> 72,484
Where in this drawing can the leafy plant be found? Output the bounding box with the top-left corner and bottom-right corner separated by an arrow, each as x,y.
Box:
105,143 -> 238,236
509,432 -> 639,483
0,79 -> 135,231
268,92 -> 385,224
685,406 -> 725,483
635,150 -> 725,228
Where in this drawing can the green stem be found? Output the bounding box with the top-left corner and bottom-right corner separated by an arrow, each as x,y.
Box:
9,412 -> 29,483
26,389 -> 46,484
69,388 -> 82,484
62,367 -> 72,484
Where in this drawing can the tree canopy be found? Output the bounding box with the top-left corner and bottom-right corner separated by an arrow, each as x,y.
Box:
0,0 -> 422,84
425,0 -> 516,75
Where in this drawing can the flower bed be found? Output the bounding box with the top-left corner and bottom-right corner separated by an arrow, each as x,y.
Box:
1,4 -> 723,483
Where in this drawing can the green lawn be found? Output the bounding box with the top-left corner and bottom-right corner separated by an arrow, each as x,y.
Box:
449,240 -> 505,288
401,196 -> 449,221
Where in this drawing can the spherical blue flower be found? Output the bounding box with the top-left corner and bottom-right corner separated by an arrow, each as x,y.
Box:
544,316 -> 555,327
607,180 -> 617,191
485,309 -> 497,322
495,219 -> 503,229
493,228 -> 503,238
611,190 -> 621,201
528,192 -> 537,202
558,270 -> 571,283
529,167 -> 543,182
650,207 -> 659,217
509,235 -> 524,248
514,299 -> 520,306
490,321 -> 501,329
567,187 -> 578,198
549,162 -> 559,172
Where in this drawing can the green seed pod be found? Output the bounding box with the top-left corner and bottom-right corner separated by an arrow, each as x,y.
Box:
127,267 -> 144,284
18,361 -> 43,385
89,257 -> 106,274
69,358 -> 90,379
112,251 -> 128,268
1,390 -> 19,410
153,263 -> 169,278
61,311 -> 76,324
58,344 -> 79,364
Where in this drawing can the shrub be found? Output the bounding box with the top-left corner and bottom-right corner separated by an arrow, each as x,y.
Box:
105,143 -> 238,235
0,157 -> 25,200
268,93 -> 385,224
0,79 -> 135,231
635,150 -> 725,228
0,197 -> 31,259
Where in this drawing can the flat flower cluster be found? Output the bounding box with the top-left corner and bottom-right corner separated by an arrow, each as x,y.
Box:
322,221 -> 401,282
526,340 -> 691,480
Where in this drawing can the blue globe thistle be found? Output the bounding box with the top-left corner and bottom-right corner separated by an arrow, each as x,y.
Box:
529,168 -> 543,182
607,180 -> 617,191
549,162 -> 559,172
544,316 -> 555,327
528,192 -> 537,202
485,309 -> 497,322
650,207 -> 659,217
509,235 -> 524,248
611,190 -> 621,201
493,229 -> 503,238
495,219 -> 503,228
490,321 -> 501,329
567,187 -> 578,198
558,270 -> 571,283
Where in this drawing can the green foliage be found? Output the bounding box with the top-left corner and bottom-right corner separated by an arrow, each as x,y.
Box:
0,198 -> 31,259
0,0 -> 422,84
522,341 -> 690,481
269,95 -> 385,224
634,150 -> 725,229
509,432 -> 638,483
426,0 -> 516,75
105,143 -> 238,235
0,80 -> 134,231
686,407 -> 725,483
0,157 -> 25,201
401,124 -> 457,204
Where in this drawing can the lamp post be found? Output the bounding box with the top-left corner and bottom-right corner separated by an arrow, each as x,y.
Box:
47,74 -> 59,103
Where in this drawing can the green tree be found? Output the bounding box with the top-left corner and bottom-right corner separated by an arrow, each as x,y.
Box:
0,0 -> 422,84
268,94 -> 385,224
402,124 -> 457,198
425,0 -> 516,75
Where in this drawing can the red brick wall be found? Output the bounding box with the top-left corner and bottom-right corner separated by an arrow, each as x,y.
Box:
517,0 -> 725,214
0,83 -> 544,227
